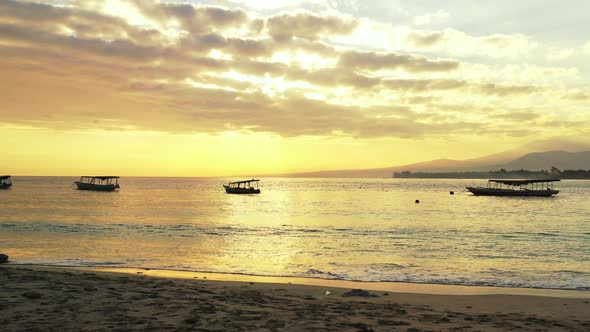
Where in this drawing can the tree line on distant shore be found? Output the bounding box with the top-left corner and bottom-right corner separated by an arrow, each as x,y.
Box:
393,167 -> 590,179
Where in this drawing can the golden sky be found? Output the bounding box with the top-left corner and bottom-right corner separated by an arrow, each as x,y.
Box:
1,0 -> 589,176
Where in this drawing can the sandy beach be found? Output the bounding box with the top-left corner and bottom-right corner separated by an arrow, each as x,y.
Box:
1,265 -> 588,331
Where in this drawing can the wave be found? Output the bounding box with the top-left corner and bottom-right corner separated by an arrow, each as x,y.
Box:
3,220 -> 588,291
2,222 -> 585,241
7,260 -> 590,291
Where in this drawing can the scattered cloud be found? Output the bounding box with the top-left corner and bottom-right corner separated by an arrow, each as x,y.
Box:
562,89 -> 590,101
224,0 -> 331,11
0,0 -> 588,140
338,50 -> 459,73
266,10 -> 357,41
405,31 -> 444,48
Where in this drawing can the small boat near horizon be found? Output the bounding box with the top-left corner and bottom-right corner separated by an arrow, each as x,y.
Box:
0,175 -> 12,189
466,179 -> 560,197
223,179 -> 260,194
74,176 -> 120,192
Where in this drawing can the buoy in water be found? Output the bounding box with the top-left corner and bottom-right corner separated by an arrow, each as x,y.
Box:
415,199 -> 420,204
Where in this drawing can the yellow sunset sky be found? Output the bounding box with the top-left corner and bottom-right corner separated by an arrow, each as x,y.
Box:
1,0 -> 589,176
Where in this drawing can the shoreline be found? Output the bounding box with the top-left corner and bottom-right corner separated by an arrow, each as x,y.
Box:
7,264 -> 590,298
1,265 -> 589,331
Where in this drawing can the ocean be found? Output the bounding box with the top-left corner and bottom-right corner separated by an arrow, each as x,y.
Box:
1,177 -> 589,290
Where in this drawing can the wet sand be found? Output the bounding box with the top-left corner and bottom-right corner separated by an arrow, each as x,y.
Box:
1,265 -> 589,331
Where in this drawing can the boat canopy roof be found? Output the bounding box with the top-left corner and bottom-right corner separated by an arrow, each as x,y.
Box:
489,179 -> 560,185
229,179 -> 259,184
0,175 -> 10,179
81,176 -> 120,179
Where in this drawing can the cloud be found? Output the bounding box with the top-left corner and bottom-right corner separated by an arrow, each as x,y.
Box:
546,48 -> 576,62
338,19 -> 539,59
178,33 -> 271,57
338,50 -> 459,73
138,1 -> 249,33
0,0 -> 587,140
477,82 -> 543,96
488,111 -> 541,121
405,31 -> 444,48
226,0 -> 330,11
562,90 -> 590,101
0,23 -> 172,62
266,10 -> 357,41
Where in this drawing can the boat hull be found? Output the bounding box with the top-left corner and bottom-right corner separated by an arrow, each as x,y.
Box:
466,187 -> 558,197
0,183 -> 11,190
75,182 -> 119,192
223,185 -> 260,194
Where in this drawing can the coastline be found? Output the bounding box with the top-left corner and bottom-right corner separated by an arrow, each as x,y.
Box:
1,265 -> 589,331
19,264 -> 589,298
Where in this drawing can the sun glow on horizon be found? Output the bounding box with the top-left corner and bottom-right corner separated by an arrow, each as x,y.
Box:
0,0 -> 589,176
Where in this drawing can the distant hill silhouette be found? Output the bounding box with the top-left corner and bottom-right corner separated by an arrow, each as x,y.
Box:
394,168 -> 590,179
270,138 -> 590,178
494,151 -> 590,171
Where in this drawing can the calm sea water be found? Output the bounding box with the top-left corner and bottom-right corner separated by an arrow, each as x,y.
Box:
1,177 -> 589,290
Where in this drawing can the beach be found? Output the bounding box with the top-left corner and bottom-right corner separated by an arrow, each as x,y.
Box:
1,265 -> 589,331
3,0 -> 590,330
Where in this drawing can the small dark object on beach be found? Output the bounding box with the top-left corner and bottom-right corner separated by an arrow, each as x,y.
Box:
349,322 -> 373,331
415,199 -> 420,204
377,319 -> 409,326
450,191 -> 454,195
23,291 -> 43,299
342,289 -> 378,297
0,253 -> 8,264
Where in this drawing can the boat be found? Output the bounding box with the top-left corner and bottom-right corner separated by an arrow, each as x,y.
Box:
74,176 -> 120,192
466,179 -> 560,197
0,175 -> 12,189
223,179 -> 260,194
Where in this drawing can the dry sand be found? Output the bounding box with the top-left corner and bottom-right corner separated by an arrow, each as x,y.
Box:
1,265 -> 589,331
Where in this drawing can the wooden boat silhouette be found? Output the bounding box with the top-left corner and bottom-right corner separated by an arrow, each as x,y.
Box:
223,179 -> 260,194
74,176 -> 120,192
0,175 -> 12,189
466,179 -> 560,197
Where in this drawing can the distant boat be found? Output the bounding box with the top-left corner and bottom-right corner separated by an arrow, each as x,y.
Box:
223,179 -> 260,194
74,176 -> 120,192
466,179 -> 560,197
0,175 -> 12,189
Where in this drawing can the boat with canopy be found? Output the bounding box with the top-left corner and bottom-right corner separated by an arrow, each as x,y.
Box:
466,179 -> 560,197
74,176 -> 120,192
223,179 -> 260,194
0,175 -> 12,189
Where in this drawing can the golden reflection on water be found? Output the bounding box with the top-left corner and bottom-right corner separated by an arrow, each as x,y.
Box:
1,177 -> 589,289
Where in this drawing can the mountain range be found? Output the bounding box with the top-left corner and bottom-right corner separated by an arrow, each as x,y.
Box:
272,138 -> 590,178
